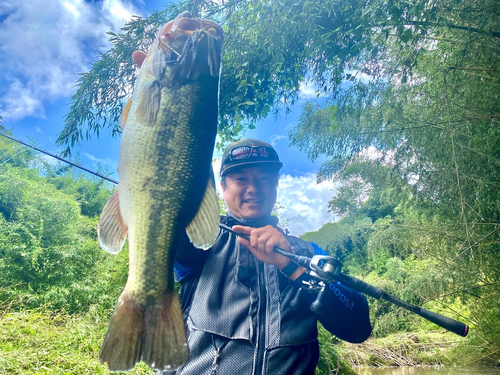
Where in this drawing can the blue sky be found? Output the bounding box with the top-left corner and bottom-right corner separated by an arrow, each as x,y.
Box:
0,0 -> 337,235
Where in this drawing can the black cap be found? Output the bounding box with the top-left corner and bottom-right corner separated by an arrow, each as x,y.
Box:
220,139 -> 283,176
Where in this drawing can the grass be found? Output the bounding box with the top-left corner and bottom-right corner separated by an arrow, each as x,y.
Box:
0,308 -> 485,374
1,307 -> 360,375
0,307 -> 154,375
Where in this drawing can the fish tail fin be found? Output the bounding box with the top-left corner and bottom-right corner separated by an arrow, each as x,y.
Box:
142,293 -> 188,371
99,294 -> 144,371
99,292 -> 188,372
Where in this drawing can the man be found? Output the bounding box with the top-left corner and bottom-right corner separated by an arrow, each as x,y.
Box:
168,139 -> 372,374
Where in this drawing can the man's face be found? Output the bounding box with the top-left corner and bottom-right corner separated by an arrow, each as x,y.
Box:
222,166 -> 278,219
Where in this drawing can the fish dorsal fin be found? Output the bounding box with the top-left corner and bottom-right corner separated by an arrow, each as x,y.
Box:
98,188 -> 128,254
185,177 -> 220,250
120,97 -> 133,130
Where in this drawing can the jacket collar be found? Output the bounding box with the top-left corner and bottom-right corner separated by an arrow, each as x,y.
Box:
223,211 -> 279,228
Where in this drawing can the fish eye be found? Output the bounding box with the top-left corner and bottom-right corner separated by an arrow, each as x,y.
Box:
207,27 -> 217,36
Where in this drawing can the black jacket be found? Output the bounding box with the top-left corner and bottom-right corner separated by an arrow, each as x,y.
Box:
165,216 -> 371,375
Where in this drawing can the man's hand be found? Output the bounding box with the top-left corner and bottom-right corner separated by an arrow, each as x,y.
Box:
231,225 -> 305,280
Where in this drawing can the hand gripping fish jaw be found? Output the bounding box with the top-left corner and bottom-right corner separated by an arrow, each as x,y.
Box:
219,224 -> 469,338
158,11 -> 223,76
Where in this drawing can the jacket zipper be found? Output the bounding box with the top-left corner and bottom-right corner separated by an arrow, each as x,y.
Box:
255,261 -> 266,374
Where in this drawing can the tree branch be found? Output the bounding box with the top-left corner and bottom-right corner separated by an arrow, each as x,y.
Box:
378,20 -> 500,39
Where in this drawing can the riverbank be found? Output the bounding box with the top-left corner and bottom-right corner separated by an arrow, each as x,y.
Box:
341,332 -> 464,367
339,330 -> 500,373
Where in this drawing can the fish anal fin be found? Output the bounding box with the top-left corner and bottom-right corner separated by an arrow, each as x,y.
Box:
136,81 -> 161,125
98,189 -> 128,254
121,97 -> 133,130
186,179 -> 220,250
99,292 -> 188,372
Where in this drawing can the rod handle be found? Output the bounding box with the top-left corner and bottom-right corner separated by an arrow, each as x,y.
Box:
417,306 -> 469,337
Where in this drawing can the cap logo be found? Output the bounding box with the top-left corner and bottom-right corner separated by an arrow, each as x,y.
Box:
220,139 -> 283,176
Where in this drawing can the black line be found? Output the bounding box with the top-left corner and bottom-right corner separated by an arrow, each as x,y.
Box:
0,133 -> 118,184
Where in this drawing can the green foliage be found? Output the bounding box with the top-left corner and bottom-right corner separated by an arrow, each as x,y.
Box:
57,0 -> 324,152
0,137 -> 125,314
304,159 -> 497,361
385,257 -> 405,284
45,169 -> 113,218
60,0 -> 500,153
290,0 -> 500,323
289,6 -> 500,351
316,325 -> 357,375
303,217 -> 372,256
0,131 -> 37,174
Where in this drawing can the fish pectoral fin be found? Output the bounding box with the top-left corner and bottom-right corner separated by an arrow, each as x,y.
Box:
186,179 -> 220,250
98,188 -> 128,254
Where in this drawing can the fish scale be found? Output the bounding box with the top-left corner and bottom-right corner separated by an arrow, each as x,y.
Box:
97,12 -> 223,372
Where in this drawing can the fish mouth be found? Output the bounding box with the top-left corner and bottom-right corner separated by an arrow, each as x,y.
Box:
156,12 -> 223,79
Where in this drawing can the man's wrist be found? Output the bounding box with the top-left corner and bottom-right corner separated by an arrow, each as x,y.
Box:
279,260 -> 299,278
289,266 -> 306,281
278,261 -> 306,281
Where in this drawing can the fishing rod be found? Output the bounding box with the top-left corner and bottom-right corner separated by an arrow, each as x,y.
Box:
2,131 -> 469,337
219,223 -> 469,338
0,133 -> 118,184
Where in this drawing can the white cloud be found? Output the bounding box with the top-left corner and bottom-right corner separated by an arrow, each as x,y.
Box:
102,0 -> 140,30
268,134 -> 287,147
277,173 -> 338,235
83,151 -> 115,169
299,80 -> 319,99
298,80 -> 327,100
0,80 -> 45,119
359,146 -> 383,161
359,146 -> 396,166
0,0 -> 142,120
345,69 -> 373,84
212,158 -> 222,175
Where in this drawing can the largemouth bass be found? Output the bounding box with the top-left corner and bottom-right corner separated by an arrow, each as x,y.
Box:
97,11 -> 223,372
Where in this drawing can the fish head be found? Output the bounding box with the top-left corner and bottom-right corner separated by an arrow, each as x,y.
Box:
141,12 -> 224,86
122,12 -> 223,127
